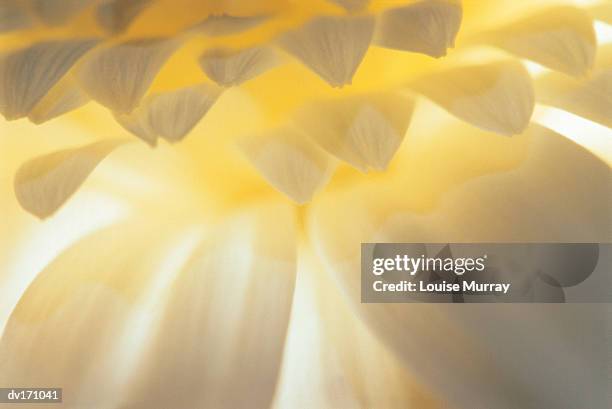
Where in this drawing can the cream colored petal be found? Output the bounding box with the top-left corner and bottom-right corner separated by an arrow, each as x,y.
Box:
0,40 -> 97,120
28,76 -> 89,124
297,92 -> 414,171
96,0 -> 153,34
536,70 -> 611,128
241,127 -> 333,204
199,46 -> 279,87
123,203 -> 297,409
115,83 -> 222,145
31,0 -> 95,25
374,0 -> 462,58
193,14 -> 269,37
0,1 -> 32,32
114,106 -> 158,146
78,38 -> 179,113
328,0 -> 369,13
411,60 -> 534,135
535,44 -> 612,128
14,139 -> 126,219
310,126 -> 610,409
274,245 -> 442,409
146,83 -> 222,142
278,15 -> 375,87
483,6 -> 596,77
0,220 -> 200,408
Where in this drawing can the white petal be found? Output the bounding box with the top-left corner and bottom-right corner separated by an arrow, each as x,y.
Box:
96,0 -> 153,34
374,0 -> 462,58
278,15 -> 375,87
483,6 -> 596,77
297,92 -> 414,171
0,220 -> 199,408
411,60 -> 534,135
28,76 -> 89,124
14,139 -> 125,219
241,127 -> 333,204
122,203 -> 297,409
192,14 -> 269,37
78,38 -> 179,113
327,0 -> 369,12
274,246 -> 442,409
0,40 -> 97,120
31,0 -> 95,25
0,1 -> 32,32
199,46 -> 279,87
310,126 -> 611,409
536,44 -> 612,128
537,71 -> 612,129
115,84 -> 222,144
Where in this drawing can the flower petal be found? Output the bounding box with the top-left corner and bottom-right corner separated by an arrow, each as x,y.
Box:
297,92 -> 415,171
14,139 -> 126,219
482,6 -> 596,77
0,220 -> 200,408
115,83 -> 222,145
310,126 -> 611,409
192,14 -> 269,37
278,15 -> 375,87
78,38 -> 179,113
241,126 -> 333,204
327,0 -> 369,13
123,203 -> 297,409
96,0 -> 153,34
374,0 -> 462,58
31,0 -> 95,25
0,40 -> 97,120
535,44 -> 612,128
411,60 -> 534,135
199,46 -> 279,87
0,1 -> 32,32
274,246 -> 442,409
28,76 -> 89,124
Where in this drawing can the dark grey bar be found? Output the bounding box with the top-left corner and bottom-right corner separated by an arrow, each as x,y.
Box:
361,243 -> 612,303
0,388 -> 62,404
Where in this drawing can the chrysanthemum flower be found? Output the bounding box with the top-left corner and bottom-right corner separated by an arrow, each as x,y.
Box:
0,0 -> 610,408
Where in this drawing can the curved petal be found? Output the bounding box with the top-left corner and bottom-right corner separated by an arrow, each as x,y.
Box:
309,125 -> 610,409
14,139 -> 126,219
273,246 -> 443,408
0,1 -> 32,32
482,6 -> 596,77
28,76 -> 89,124
78,38 -> 179,113
115,84 -> 223,145
374,0 -> 462,58
411,60 -> 534,135
122,202 -> 297,409
241,126 -> 334,204
191,14 -> 270,37
278,15 -> 375,87
96,0 -> 154,34
535,44 -> 612,128
0,219 -> 201,408
327,0 -> 370,13
0,40 -> 97,120
199,46 -> 279,87
31,0 -> 95,26
296,92 -> 415,171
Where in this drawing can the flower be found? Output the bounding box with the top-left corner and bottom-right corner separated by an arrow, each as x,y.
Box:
0,1 -> 610,408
